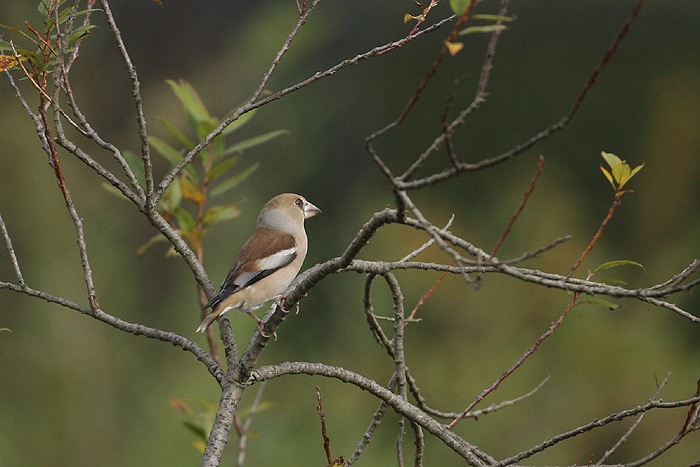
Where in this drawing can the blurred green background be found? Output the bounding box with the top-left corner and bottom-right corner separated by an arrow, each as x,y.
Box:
1,1 -> 699,465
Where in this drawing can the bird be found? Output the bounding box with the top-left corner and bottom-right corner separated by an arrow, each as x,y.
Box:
197,193 -> 321,333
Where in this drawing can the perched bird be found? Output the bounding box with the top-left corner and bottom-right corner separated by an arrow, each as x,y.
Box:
197,193 -> 321,333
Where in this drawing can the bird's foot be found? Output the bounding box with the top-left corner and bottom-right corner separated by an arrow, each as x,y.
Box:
246,311 -> 276,340
275,294 -> 300,315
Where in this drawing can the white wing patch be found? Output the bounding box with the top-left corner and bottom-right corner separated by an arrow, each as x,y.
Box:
254,247 -> 296,271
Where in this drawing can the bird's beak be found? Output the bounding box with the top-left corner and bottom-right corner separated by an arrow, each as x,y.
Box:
304,201 -> 321,219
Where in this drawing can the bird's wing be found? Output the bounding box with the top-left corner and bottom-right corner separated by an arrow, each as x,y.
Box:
206,230 -> 297,309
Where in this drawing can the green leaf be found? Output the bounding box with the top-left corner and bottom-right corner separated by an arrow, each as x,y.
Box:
182,421 -> 208,442
0,24 -> 39,46
149,135 -> 183,165
166,79 -> 210,123
101,182 -> 134,201
123,150 -> 146,188
210,163 -> 258,198
136,234 -> 169,256
593,260 -> 645,274
172,206 -> 196,231
472,14 -> 514,22
599,151 -> 644,190
202,204 -> 241,227
600,166 -> 615,189
159,178 -> 182,213
578,298 -> 621,311
158,117 -> 195,150
458,24 -> 508,36
38,0 -> 67,17
195,118 -> 220,141
68,24 -> 96,44
222,130 -> 289,156
449,0 -> 471,15
208,155 -> 241,182
221,109 -> 257,136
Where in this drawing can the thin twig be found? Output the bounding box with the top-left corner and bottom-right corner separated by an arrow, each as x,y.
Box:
0,212 -> 25,287
491,155 -> 545,257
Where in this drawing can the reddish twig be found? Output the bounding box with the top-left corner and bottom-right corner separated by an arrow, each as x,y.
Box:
491,155 -> 545,257
567,193 -> 623,277
448,286 -> 583,429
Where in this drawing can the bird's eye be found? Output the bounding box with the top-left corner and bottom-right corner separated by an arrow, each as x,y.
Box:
295,198 -> 304,208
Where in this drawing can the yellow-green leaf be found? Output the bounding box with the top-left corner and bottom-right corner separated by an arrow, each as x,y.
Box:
159,178 -> 182,213
166,79 -> 210,123
601,151 -> 622,169
458,24 -> 508,36
594,260 -> 645,274
158,117 -> 195,150
208,155 -> 241,182
449,0 -> 471,15
600,166 -> 615,189
472,14 -> 514,22
210,163 -> 259,198
444,41 -> 464,56
179,176 -> 205,204
136,234 -> 168,256
221,108 -> 257,136
202,204 -> 241,227
173,206 -> 196,231
222,130 -> 289,157
149,135 -> 183,165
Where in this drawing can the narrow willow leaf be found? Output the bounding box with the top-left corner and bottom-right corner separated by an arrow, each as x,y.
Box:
149,135 -> 183,165
123,150 -> 146,187
158,117 -> 195,150
222,130 -> 289,156
210,163 -> 259,198
221,108 -> 257,136
594,260 -> 645,274
68,25 -> 96,44
172,206 -> 196,231
166,79 -> 210,123
182,421 -> 209,441
202,204 -> 241,227
195,117 -> 220,141
458,24 -> 508,36
101,182 -> 127,199
208,155 -> 241,182
472,14 -> 514,22
0,23 -> 38,45
136,234 -> 168,256
159,179 -> 182,213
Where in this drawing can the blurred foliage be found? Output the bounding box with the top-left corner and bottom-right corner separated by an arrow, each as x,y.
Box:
105,79 -> 287,256
0,0 -> 95,72
0,1 -> 699,466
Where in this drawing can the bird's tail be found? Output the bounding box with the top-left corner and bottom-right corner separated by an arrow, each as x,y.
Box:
196,310 -> 221,333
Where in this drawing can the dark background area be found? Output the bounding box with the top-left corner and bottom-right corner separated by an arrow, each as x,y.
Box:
1,1 -> 698,465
